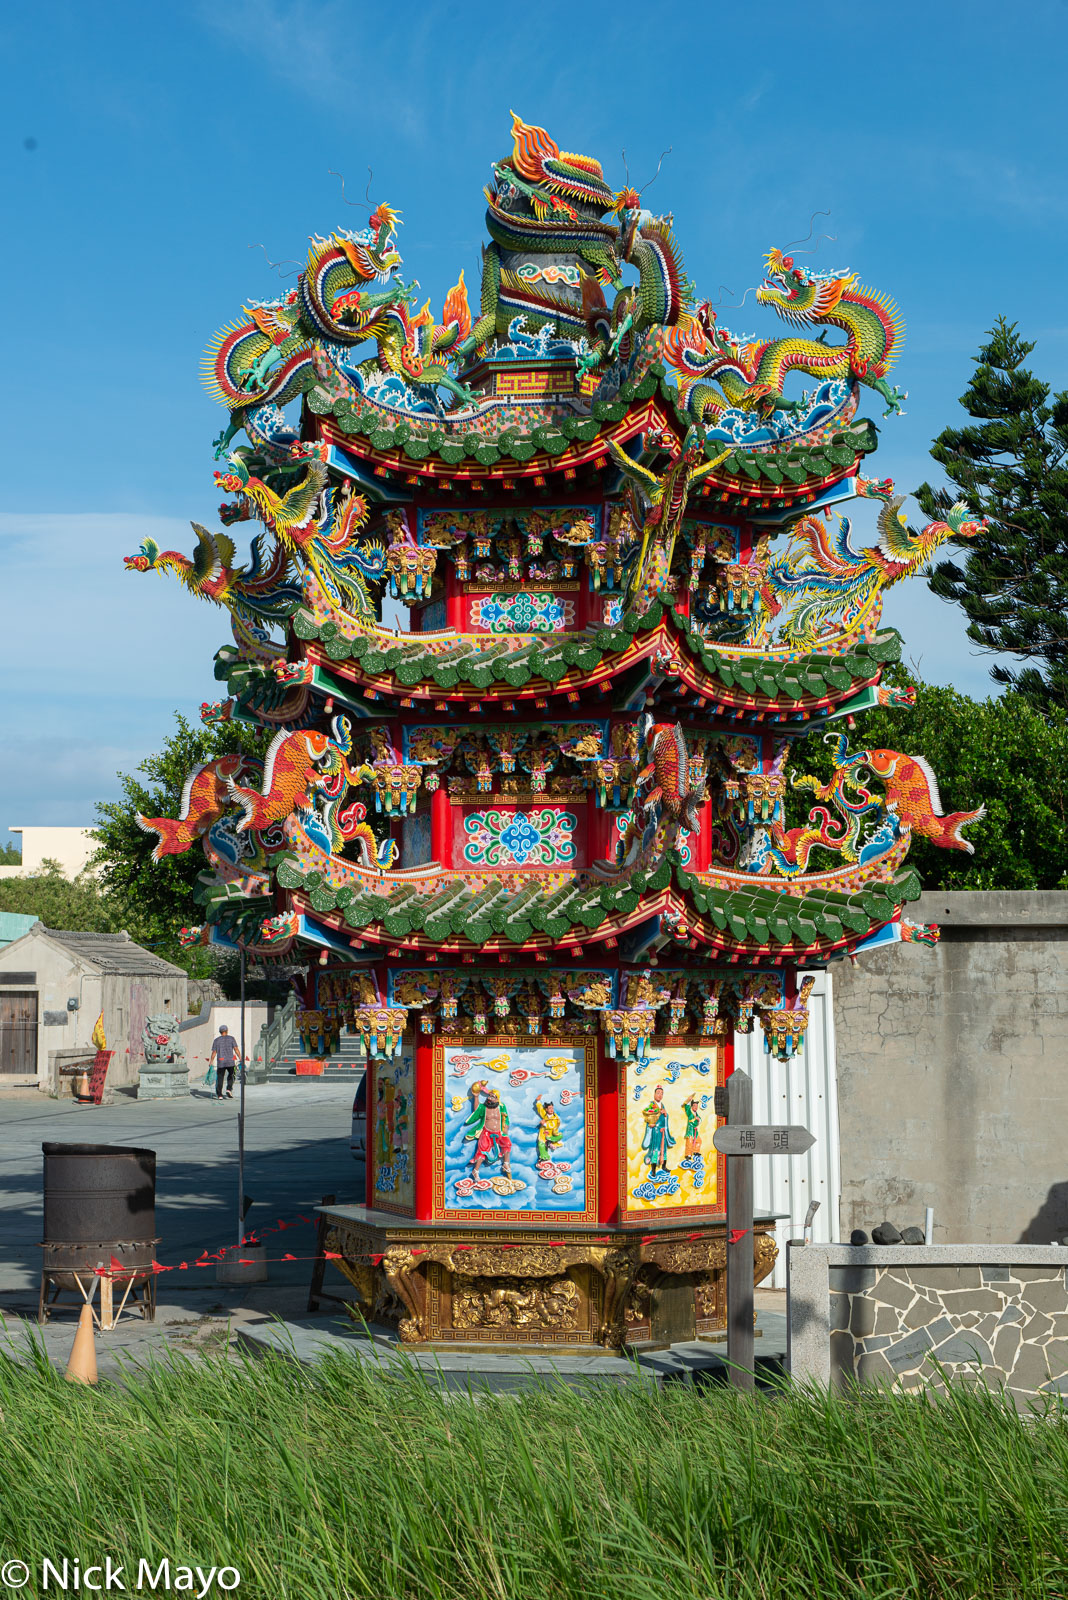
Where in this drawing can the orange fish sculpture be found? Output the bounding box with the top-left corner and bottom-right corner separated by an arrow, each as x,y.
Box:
226,724 -> 368,833
136,754 -> 260,861
845,748 -> 985,854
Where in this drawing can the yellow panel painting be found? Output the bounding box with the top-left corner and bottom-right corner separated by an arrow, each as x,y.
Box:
624,1045 -> 720,1213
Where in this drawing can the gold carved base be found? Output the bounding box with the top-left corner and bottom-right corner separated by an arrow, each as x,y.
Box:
319,1208 -> 777,1351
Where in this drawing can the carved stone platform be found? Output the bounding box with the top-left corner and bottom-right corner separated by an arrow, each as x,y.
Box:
312,1205 -> 779,1352
136,1060 -> 189,1100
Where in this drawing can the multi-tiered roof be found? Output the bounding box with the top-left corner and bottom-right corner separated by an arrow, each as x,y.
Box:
134,115 -> 980,1069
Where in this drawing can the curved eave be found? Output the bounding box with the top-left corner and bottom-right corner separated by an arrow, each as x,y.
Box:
270,855 -> 921,961
319,398 -> 665,483
315,402 -> 872,509
293,612 -> 895,720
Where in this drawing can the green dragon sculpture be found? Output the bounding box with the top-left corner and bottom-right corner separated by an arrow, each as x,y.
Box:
576,188 -> 689,377
204,203 -> 417,455
454,113 -> 625,359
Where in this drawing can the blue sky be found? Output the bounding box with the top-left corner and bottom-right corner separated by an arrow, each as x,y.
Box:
1,0 -> 1066,828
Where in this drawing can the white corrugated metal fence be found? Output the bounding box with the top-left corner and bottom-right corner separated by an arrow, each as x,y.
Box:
733,968 -> 840,1287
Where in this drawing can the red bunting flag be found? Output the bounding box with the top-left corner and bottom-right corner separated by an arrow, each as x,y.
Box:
729,1228 -> 748,1244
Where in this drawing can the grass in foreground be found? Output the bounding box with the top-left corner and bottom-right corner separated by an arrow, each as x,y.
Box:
1,1343 -> 1066,1600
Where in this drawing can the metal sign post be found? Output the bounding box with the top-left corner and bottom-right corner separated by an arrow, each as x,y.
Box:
237,947 -> 246,1250
712,1070 -> 816,1392
725,1068 -> 753,1390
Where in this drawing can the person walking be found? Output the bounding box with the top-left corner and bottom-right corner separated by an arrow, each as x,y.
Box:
209,1024 -> 242,1100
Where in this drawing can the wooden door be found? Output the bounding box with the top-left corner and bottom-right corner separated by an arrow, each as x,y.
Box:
0,992 -> 38,1074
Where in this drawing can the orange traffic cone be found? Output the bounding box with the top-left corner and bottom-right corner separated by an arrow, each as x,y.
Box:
65,1303 -> 98,1385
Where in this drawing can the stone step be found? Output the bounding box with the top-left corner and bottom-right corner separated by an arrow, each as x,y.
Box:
267,1067 -> 366,1082
264,1035 -> 367,1081
267,1054 -> 367,1082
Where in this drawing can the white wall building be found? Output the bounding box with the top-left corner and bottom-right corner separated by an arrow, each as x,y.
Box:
0,826 -> 97,880
0,925 -> 187,1091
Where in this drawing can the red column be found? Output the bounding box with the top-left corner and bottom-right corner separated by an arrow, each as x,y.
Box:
445,569 -> 464,630
364,1059 -> 375,1208
596,1038 -> 619,1226
430,787 -> 450,867
691,798 -> 712,870
414,1038 -> 436,1219
588,797 -> 618,868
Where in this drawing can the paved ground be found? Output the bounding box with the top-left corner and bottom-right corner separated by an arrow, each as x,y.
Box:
0,1080 -> 362,1299
0,1080 -> 786,1390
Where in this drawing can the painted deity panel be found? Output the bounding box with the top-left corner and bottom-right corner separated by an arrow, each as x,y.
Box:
621,1043 -> 723,1219
436,1038 -> 595,1221
371,1044 -> 415,1213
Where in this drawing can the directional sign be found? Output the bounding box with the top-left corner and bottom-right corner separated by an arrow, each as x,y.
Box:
713,1124 -> 816,1157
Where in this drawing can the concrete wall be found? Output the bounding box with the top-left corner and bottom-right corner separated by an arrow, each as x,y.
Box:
788,1243 -> 1068,1408
0,826 -> 96,879
833,892 -> 1068,1247
180,1002 -> 269,1083
101,969 -> 188,1090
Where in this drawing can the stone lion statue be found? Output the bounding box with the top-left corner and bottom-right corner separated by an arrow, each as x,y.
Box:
142,1013 -> 187,1064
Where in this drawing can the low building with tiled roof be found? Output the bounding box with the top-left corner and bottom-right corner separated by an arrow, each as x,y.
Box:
0,924 -> 187,1090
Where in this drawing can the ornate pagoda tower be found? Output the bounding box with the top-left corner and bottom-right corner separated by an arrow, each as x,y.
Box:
133,116 -> 982,1349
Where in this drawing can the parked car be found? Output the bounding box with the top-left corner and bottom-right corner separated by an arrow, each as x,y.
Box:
350,1072 -> 367,1161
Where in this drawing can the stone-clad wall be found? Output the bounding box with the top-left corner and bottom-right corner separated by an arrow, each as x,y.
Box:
830,1263 -> 1068,1402
789,1245 -> 1068,1408
832,891 -> 1068,1245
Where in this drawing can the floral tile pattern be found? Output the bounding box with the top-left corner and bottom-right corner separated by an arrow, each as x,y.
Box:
462,807 -> 578,867
470,592 -> 575,633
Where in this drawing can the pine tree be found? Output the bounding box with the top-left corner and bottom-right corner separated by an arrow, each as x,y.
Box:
918,317 -> 1068,713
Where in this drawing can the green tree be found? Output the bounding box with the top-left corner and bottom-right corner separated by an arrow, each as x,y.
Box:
0,842 -> 21,865
919,317 -> 1068,713
0,859 -> 123,932
92,711 -> 266,973
789,678 -> 1068,890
